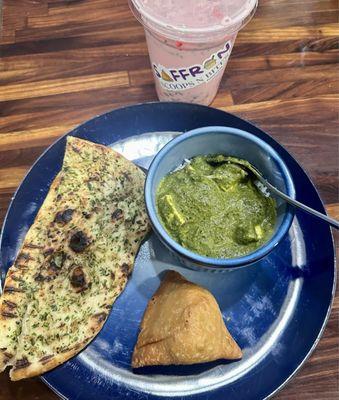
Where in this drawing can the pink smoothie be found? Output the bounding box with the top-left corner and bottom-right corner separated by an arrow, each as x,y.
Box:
129,0 -> 257,105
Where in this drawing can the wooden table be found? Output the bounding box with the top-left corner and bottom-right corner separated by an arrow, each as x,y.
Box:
0,0 -> 338,398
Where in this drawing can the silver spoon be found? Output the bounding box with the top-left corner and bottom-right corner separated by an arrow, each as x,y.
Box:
221,156 -> 339,230
136,157 -> 339,230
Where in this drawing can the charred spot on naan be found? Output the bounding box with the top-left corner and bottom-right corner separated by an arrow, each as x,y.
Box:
3,286 -> 23,294
82,211 -> 92,219
13,357 -> 31,371
89,312 -> 107,331
33,273 -> 48,283
111,208 -> 124,222
39,354 -> 54,365
43,248 -> 54,256
16,252 -> 34,263
13,264 -> 29,271
1,349 -> 14,365
120,263 -> 132,278
1,311 -> 18,319
34,251 -> 67,282
23,244 -> 44,250
54,209 -> 74,225
93,312 -> 107,323
3,300 -> 17,309
69,231 -> 91,253
3,351 -> 14,361
69,266 -> 89,293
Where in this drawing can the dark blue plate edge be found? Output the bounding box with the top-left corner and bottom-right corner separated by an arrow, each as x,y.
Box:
0,101 -> 336,400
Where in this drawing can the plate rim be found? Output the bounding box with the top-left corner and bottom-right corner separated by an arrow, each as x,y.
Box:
0,101 -> 336,400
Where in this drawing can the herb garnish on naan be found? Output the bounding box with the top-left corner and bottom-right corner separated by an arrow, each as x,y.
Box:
0,137 -> 149,380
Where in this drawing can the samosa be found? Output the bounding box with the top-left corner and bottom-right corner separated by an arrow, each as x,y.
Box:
132,271 -> 242,368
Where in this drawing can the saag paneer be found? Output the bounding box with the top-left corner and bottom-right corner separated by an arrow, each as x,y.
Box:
156,155 -> 276,258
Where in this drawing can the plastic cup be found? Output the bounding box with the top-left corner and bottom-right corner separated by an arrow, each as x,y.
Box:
129,0 -> 257,105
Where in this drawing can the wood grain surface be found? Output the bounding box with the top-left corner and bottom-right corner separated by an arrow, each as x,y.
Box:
0,0 -> 338,399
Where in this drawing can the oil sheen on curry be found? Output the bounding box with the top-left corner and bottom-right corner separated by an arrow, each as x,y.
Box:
156,155 -> 276,258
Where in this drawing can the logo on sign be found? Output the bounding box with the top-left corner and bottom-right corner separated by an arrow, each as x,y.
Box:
153,42 -> 231,91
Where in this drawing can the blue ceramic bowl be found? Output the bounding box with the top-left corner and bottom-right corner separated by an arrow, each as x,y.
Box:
145,126 -> 296,271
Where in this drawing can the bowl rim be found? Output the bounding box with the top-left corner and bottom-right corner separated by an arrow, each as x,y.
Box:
145,126 -> 296,268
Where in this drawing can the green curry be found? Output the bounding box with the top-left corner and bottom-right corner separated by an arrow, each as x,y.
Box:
156,155 -> 276,258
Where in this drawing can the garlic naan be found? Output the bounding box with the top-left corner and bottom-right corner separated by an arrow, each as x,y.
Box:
0,137 -> 149,380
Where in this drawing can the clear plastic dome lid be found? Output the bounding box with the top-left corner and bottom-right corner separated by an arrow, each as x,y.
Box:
129,0 -> 257,41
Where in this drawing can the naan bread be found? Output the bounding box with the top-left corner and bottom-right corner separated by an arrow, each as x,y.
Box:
0,137 -> 149,380
132,271 -> 242,368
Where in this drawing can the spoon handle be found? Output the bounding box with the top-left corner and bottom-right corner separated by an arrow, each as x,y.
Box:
263,180 -> 339,230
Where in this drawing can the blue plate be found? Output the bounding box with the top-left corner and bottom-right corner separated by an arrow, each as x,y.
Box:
0,103 -> 335,400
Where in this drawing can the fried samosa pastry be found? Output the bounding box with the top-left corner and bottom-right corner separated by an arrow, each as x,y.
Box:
132,271 -> 242,368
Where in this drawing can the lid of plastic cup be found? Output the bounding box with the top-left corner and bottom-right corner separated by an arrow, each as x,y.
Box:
129,0 -> 257,42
